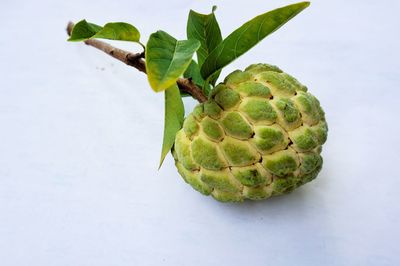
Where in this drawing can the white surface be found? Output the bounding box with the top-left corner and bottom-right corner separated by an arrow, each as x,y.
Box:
1,0 -> 400,265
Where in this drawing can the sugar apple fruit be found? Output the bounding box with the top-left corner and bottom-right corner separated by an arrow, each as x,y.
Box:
172,63 -> 328,202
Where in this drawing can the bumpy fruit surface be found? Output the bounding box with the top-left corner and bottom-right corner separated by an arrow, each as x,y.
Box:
173,63 -> 328,202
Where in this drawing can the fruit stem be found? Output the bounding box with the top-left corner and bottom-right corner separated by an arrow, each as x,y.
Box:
66,22 -> 207,103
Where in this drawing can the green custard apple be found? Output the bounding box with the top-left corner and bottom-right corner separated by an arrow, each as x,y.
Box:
173,63 -> 328,202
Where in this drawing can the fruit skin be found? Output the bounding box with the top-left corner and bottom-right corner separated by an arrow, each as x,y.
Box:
173,63 -> 328,202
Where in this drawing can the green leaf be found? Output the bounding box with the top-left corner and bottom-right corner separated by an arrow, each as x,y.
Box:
200,1 -> 310,80
146,30 -> 200,92
68,20 -> 102,42
159,84 -> 185,168
187,8 -> 222,67
93,22 -> 140,42
68,20 -> 140,42
184,60 -> 205,87
184,60 -> 212,97
187,7 -> 222,84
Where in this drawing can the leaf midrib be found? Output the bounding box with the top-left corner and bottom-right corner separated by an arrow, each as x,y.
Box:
158,40 -> 180,87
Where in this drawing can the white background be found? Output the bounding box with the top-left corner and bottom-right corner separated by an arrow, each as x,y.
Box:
1,0 -> 399,265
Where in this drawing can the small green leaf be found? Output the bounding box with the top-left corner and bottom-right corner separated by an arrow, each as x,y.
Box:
68,20 -> 102,41
200,2 -> 310,80
184,60 -> 212,97
159,84 -> 185,168
146,30 -> 200,92
184,61 -> 205,87
187,6 -> 222,84
187,8 -> 222,67
68,20 -> 140,42
93,22 -> 140,42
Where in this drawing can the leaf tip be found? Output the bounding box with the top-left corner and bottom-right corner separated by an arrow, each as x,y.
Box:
212,5 -> 217,12
297,1 -> 311,9
158,159 -> 164,170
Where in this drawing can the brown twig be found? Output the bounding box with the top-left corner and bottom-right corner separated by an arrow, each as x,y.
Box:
66,22 -> 207,103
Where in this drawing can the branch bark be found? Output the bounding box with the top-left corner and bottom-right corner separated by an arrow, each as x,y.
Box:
66,22 -> 207,103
